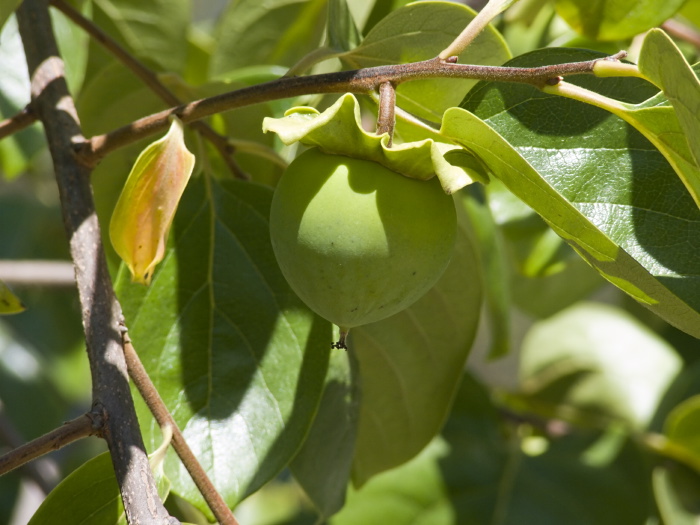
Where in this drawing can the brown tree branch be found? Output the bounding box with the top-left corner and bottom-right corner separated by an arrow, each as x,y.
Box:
0,105 -> 37,141
49,0 -> 247,179
15,1 -> 177,522
0,260 -> 76,287
121,327 -> 240,525
0,412 -> 100,478
76,52 -> 628,167
662,18 -> 700,50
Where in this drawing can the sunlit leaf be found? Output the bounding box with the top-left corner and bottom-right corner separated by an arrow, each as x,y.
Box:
445,48 -> 700,338
555,0 -> 687,40
116,176 -> 331,514
518,302 -> 682,428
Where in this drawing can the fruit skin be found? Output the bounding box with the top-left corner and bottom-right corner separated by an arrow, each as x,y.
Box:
269,148 -> 457,331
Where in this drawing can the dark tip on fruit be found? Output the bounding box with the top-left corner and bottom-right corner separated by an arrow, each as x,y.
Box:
331,329 -> 349,350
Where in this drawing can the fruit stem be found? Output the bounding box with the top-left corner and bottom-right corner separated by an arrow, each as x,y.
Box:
332,328 -> 350,350
376,81 -> 396,147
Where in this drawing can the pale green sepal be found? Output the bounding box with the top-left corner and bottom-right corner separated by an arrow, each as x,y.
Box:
262,93 -> 478,194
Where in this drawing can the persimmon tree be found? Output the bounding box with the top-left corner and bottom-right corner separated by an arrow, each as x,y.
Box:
0,0 -> 699,523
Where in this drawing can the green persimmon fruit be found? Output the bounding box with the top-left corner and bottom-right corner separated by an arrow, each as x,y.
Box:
270,148 -> 457,347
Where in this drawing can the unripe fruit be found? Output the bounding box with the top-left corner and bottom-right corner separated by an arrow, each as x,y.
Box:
270,148 -> 457,346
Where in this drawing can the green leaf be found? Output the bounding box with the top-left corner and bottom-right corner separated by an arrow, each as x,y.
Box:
664,396 -> 700,462
116,176 -> 331,513
554,0 -> 687,41
328,0 -> 360,52
518,302 -> 682,428
459,184 -> 511,358
637,29 -> 700,203
446,48 -> 700,338
28,451 -> 170,525
343,1 -> 511,122
210,0 -> 328,77
653,465 -> 700,525
290,348 -> 360,518
349,200 -> 483,485
486,180 -> 605,318
0,280 -> 24,314
335,373 -> 652,525
92,0 -> 191,73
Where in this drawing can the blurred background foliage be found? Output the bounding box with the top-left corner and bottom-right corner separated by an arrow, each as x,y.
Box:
1,0 -> 700,524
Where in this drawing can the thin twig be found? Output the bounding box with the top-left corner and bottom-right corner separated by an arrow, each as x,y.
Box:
376,81 -> 396,146
0,260 -> 75,287
0,412 -> 100,478
49,0 -> 247,179
662,18 -> 700,51
121,326 -> 240,525
76,53 -> 627,167
0,105 -> 37,141
16,1 -> 177,523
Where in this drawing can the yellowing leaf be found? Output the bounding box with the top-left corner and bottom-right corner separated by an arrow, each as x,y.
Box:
0,280 -> 24,315
110,117 -> 195,285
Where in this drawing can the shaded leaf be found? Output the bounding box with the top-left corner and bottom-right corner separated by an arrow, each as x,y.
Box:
459,184 -> 511,358
335,373 -> 652,525
518,302 -> 682,428
554,0 -> 686,40
28,451 -> 170,525
663,395 -> 700,465
116,176 -> 331,513
349,199 -> 483,485
92,0 -> 190,73
447,48 -> 700,337
343,1 -> 511,122
290,348 -> 360,518
110,117 -> 195,285
328,0 -> 360,52
653,465 -> 700,525
210,0 -> 328,77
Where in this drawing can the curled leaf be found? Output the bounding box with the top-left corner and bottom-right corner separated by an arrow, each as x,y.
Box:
110,117 -> 195,285
262,93 -> 483,194
0,280 -> 24,315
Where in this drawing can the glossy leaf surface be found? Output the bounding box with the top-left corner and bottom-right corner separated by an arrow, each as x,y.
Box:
116,176 -> 331,513
446,48 -> 700,337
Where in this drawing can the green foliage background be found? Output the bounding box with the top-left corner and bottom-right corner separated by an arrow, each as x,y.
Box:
1,0 -> 700,524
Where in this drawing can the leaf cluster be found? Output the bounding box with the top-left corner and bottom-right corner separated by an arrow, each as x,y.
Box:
1,0 -> 700,524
